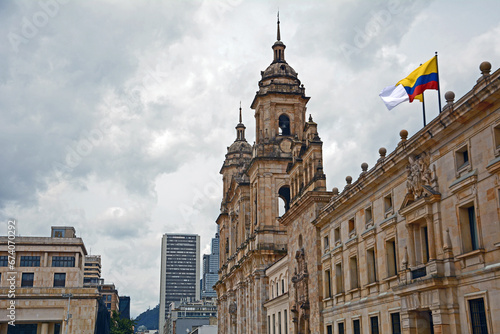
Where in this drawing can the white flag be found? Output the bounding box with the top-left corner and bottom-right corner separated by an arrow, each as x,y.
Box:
379,84 -> 409,110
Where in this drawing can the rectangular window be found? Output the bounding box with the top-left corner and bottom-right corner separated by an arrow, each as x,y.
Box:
365,206 -> 373,225
53,273 -> 66,287
20,256 -> 40,267
460,204 -> 480,253
348,218 -> 356,236
0,256 -> 8,267
21,273 -> 34,287
384,194 -> 393,213
455,145 -> 470,170
391,313 -> 401,334
278,312 -> 282,334
422,226 -> 430,263
282,279 -> 285,294
335,263 -> 343,293
334,227 -> 341,243
324,269 -> 332,298
52,256 -> 75,267
494,123 -> 500,152
273,314 -> 276,334
386,240 -> 397,277
367,248 -> 377,284
350,256 -> 359,290
370,316 -> 379,334
338,322 -> 345,334
268,316 -> 271,334
326,325 -> 332,334
284,310 -> 288,334
469,298 -> 489,334
324,235 -> 330,252
353,319 -> 361,334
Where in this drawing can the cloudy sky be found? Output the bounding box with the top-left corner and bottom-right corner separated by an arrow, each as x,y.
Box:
1,0 -> 500,318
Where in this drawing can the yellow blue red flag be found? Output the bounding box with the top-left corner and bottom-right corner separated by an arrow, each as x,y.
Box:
397,56 -> 439,102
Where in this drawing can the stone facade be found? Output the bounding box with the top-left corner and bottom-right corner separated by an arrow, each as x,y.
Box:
263,256 -> 289,334
216,21 -> 500,334
0,226 -> 100,334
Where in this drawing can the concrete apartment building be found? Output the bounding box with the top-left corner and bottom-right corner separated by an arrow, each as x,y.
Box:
83,255 -> 102,286
159,233 -> 200,334
0,226 -> 100,334
100,282 -> 119,313
216,20 -> 500,334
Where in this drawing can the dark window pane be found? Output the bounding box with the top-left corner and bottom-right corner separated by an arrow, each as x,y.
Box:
391,313 -> 401,334
21,273 -> 34,287
54,273 -> 66,287
370,316 -> 379,334
0,256 -> 8,267
52,256 -> 75,267
469,298 -> 488,334
468,207 -> 479,251
353,319 -> 361,334
338,322 -> 344,334
20,256 -> 40,267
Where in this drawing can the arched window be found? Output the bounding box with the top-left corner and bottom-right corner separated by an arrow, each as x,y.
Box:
278,186 -> 290,216
278,114 -> 291,136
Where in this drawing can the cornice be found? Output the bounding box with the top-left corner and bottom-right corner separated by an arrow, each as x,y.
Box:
280,190 -> 331,226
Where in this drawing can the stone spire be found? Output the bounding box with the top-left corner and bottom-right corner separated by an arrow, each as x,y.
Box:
236,102 -> 246,141
277,11 -> 281,41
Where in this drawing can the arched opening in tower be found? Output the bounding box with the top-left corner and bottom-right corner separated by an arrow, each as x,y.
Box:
278,186 -> 290,216
279,114 -> 291,136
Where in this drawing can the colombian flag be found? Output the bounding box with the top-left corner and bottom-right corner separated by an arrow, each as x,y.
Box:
397,56 -> 439,102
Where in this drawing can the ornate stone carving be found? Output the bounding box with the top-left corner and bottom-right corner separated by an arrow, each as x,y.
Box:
406,152 -> 438,197
291,248 -> 310,334
229,302 -> 237,315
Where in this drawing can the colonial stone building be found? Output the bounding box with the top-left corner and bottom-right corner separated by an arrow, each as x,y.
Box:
216,22 -> 500,334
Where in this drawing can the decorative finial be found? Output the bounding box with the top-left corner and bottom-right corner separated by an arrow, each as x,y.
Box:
379,147 -> 387,158
309,114 -> 313,122
239,101 -> 242,124
277,11 -> 281,41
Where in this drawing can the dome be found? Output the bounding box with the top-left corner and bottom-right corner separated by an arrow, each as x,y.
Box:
261,61 -> 298,81
227,139 -> 252,154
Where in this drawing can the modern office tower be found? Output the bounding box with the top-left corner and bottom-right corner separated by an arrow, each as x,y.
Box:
201,233 -> 219,299
159,234 -> 200,334
119,296 -> 131,319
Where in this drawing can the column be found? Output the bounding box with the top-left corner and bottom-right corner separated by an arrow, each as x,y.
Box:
426,216 -> 436,260
407,224 -> 416,267
40,322 -> 49,334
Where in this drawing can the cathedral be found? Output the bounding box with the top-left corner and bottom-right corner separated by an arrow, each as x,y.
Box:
215,20 -> 500,334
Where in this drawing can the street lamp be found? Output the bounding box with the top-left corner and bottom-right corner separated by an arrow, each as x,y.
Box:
62,293 -> 73,334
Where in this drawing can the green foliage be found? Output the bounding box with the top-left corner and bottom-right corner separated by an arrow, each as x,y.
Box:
110,310 -> 136,334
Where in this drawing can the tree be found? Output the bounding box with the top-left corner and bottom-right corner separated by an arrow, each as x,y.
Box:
110,311 -> 136,334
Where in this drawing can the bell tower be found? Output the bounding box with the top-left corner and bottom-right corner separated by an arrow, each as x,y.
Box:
251,14 -> 310,149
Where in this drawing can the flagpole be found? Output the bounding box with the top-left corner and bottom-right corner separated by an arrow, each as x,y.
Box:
435,51 -> 442,113
422,91 -> 427,127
